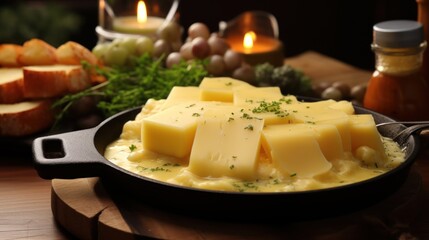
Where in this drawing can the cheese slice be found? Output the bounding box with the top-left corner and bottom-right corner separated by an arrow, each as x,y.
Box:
232,90 -> 298,125
199,77 -> 254,102
262,125 -> 332,178
233,86 -> 285,106
285,99 -> 337,113
188,106 -> 264,180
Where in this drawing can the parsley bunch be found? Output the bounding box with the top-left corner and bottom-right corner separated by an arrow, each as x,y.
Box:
96,54 -> 207,116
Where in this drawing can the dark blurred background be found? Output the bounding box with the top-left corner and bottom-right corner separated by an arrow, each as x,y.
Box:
0,0 -> 418,70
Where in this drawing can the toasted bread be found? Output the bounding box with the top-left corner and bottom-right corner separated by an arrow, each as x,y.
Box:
17,39 -> 58,66
0,68 -> 25,104
56,41 -> 99,66
0,99 -> 54,136
57,41 -> 106,84
23,65 -> 90,98
0,44 -> 23,67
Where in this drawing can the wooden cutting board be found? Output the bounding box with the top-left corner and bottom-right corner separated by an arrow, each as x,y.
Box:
51,168 -> 423,240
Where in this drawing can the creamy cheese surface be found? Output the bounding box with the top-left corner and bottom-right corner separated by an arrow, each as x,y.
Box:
104,77 -> 406,193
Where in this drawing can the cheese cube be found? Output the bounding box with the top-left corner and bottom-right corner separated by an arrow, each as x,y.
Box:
162,86 -> 200,109
142,102 -> 213,159
328,100 -> 355,115
262,123 -> 344,162
312,124 -> 345,161
199,77 -> 254,102
349,114 -> 386,159
292,108 -> 352,152
188,106 -> 264,180
262,127 -> 332,178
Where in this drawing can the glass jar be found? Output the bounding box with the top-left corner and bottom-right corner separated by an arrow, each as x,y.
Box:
363,20 -> 429,121
417,0 -> 429,82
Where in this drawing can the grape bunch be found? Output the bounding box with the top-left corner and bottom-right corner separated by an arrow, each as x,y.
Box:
91,22 -> 256,82
312,81 -> 367,105
92,36 -> 155,66
92,21 -> 182,67
166,22 -> 254,82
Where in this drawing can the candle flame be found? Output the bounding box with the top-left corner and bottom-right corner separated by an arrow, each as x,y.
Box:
137,1 -> 147,23
243,31 -> 256,49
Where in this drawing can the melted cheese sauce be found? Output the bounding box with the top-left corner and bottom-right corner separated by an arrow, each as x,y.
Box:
104,100 -> 406,193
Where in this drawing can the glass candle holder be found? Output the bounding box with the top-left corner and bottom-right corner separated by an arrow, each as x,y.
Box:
96,0 -> 180,42
219,11 -> 284,66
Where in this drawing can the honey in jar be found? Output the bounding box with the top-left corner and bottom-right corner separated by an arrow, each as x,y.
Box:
364,20 -> 429,121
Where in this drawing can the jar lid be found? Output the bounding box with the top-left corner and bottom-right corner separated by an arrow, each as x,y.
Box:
373,20 -> 424,48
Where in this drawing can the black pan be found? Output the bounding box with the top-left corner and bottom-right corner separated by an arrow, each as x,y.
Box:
32,105 -> 421,221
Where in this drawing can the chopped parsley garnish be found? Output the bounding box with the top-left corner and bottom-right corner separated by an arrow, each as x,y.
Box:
192,113 -> 201,117
129,144 -> 137,152
251,100 -> 289,117
232,181 -> 259,192
150,167 -> 171,172
163,163 -> 181,167
244,124 -> 254,131
241,112 -> 253,119
279,97 -> 294,104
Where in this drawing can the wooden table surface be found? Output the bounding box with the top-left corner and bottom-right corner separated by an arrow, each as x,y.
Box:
1,51 -> 429,239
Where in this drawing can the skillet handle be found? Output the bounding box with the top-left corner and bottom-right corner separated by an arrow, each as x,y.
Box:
32,128 -> 103,179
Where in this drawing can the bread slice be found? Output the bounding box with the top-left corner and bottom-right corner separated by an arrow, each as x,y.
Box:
23,65 -> 90,98
56,41 -> 99,66
56,41 -> 107,84
0,68 -> 25,104
17,38 -> 58,66
0,44 -> 23,67
0,99 -> 54,136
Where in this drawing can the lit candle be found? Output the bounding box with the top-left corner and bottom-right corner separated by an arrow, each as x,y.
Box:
228,31 -> 284,66
112,0 -> 165,36
99,0 -> 105,28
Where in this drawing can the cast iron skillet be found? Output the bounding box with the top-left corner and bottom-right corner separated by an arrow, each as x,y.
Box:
32,105 -> 421,221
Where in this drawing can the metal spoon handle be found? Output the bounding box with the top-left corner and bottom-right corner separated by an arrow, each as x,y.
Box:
376,121 -> 429,127
393,123 -> 429,143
